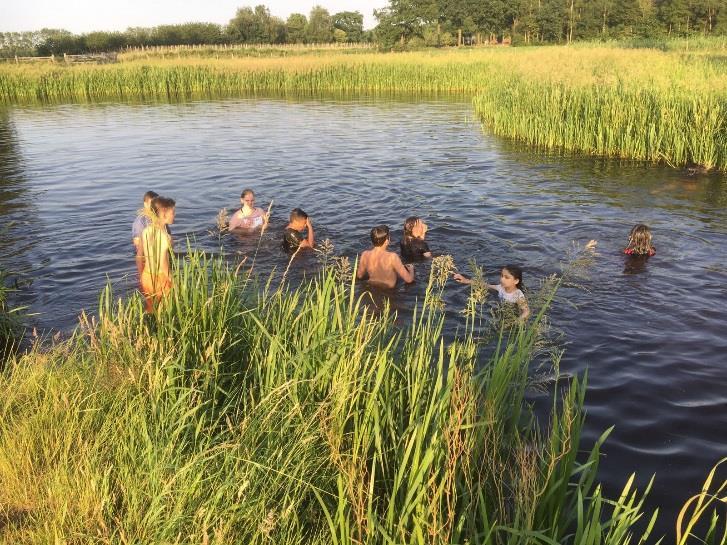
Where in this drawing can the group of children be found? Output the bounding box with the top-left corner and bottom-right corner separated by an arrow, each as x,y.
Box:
132,188 -> 657,319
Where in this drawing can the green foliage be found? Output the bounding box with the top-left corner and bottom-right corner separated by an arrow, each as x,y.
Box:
332,11 -> 365,42
0,253 -> 722,542
307,5 -> 334,43
226,5 -> 286,44
287,13 -> 309,43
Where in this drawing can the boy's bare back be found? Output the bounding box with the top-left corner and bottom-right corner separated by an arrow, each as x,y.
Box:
359,248 -> 413,288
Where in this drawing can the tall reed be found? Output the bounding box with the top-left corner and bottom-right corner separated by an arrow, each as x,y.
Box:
1,45 -> 725,169
1,252 -> 721,543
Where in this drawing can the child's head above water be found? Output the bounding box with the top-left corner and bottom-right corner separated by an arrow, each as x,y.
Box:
241,188 -> 255,205
403,216 -> 427,241
625,224 -> 655,256
501,265 -> 524,291
370,225 -> 390,247
143,190 -> 159,209
289,208 -> 308,230
151,196 -> 176,224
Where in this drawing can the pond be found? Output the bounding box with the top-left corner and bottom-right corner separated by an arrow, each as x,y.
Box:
1,96 -> 726,537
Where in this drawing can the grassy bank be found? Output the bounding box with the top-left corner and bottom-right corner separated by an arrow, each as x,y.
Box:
0,45 -> 726,170
0,252 -> 724,543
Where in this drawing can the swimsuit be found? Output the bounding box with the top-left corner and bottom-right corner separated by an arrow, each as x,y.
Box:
496,285 -> 525,304
624,248 -> 656,256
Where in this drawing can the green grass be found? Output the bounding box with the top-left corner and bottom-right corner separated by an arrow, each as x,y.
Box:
0,251 -> 723,543
1,44 -> 725,170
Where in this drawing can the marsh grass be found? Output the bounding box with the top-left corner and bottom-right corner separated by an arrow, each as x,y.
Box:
1,45 -> 725,168
1,250 -> 722,543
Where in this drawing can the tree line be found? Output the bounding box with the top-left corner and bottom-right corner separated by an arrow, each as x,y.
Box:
0,6 -> 369,58
375,0 -> 727,46
1,0 -> 725,57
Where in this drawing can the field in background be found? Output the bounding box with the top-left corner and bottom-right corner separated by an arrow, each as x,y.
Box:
1,42 -> 726,169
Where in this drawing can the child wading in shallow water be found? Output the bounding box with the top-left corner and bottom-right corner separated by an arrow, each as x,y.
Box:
132,190 -> 158,278
400,216 -> 432,263
624,224 -> 655,256
282,208 -> 315,253
453,265 -> 530,322
140,197 -> 175,313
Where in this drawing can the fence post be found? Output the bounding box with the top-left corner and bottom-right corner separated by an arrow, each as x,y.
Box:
14,55 -> 18,64
64,53 -> 68,63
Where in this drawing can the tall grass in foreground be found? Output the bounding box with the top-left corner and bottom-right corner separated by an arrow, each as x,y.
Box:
1,46 -> 725,170
0,252 -> 724,543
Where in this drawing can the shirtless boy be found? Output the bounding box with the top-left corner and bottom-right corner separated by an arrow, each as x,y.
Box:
357,225 -> 415,288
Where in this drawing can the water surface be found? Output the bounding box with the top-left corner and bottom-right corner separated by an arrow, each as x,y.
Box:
1,97 -> 726,537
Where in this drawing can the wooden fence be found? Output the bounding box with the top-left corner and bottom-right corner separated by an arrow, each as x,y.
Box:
122,42 -> 375,54
0,52 -> 118,64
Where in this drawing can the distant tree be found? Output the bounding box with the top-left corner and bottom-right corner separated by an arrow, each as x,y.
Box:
306,6 -> 334,42
332,11 -> 365,42
333,28 -> 347,42
84,31 -> 127,52
36,29 -> 85,55
286,13 -> 308,43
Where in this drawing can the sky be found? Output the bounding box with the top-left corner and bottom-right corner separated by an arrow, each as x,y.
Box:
1,0 -> 389,34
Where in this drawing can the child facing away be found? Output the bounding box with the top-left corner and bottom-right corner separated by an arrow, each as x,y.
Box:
229,188 -> 269,231
132,190 -> 159,277
282,208 -> 315,253
453,265 -> 530,321
624,224 -> 655,256
400,216 -> 432,262
140,196 -> 176,313
357,225 -> 415,289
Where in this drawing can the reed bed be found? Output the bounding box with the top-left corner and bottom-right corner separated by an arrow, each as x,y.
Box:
0,252 -> 723,543
1,45 -> 725,169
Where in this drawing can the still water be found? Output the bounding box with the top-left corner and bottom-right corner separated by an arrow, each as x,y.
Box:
1,97 -> 726,536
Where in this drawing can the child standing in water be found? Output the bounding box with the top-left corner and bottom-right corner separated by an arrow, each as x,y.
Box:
282,208 -> 315,253
624,224 -> 655,256
229,188 -> 269,231
140,197 -> 175,313
132,190 -> 158,277
400,216 -> 432,262
357,225 -> 415,288
454,265 -> 530,321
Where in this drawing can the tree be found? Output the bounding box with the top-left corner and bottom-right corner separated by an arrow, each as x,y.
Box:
286,13 -> 308,43
306,6 -> 334,42
332,11 -> 365,42
227,5 -> 282,43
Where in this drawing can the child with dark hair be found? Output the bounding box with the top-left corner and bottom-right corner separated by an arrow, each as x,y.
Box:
624,224 -> 655,256
400,216 -> 432,262
454,264 -> 530,321
357,225 -> 415,289
282,208 -> 315,253
132,190 -> 159,277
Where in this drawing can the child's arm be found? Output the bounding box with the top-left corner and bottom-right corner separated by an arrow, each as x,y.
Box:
356,253 -> 368,280
393,255 -> 415,284
453,273 -> 472,284
300,217 -> 315,249
517,297 -> 530,322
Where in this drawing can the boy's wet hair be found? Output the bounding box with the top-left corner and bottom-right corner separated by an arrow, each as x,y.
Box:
151,196 -> 176,215
503,264 -> 524,290
290,208 -> 308,222
403,216 -> 419,242
371,225 -> 390,247
143,190 -> 159,203
625,224 -> 654,255
241,188 -> 254,199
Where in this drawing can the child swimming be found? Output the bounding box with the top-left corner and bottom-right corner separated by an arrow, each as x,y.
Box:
140,196 -> 175,313
357,225 -> 415,289
624,224 -> 655,256
229,188 -> 269,231
400,216 -> 432,262
453,265 -> 530,321
282,208 -> 315,253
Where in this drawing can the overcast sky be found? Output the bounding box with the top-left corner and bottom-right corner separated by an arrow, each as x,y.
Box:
2,0 -> 389,33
